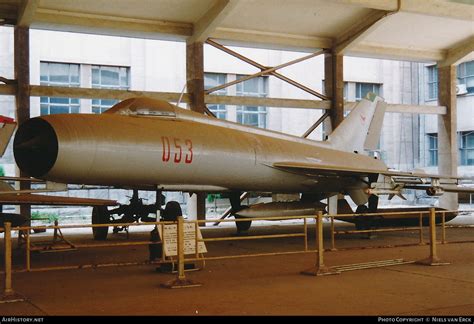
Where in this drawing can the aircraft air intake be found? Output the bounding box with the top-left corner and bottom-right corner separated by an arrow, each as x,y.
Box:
14,118 -> 59,178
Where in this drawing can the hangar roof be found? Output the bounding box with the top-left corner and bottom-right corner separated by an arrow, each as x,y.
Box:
0,0 -> 473,63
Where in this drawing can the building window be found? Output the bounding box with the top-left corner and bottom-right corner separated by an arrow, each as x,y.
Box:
236,75 -> 268,128
460,131 -> 474,166
204,73 -> 227,119
40,62 -> 80,115
355,82 -> 380,101
427,133 -> 438,167
457,61 -> 474,94
426,65 -> 438,100
92,65 -> 130,114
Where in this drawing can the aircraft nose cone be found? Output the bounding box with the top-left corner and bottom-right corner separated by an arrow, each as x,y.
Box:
13,118 -> 59,178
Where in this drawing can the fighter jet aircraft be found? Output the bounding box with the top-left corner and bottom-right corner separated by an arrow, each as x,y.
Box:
13,93 -> 473,238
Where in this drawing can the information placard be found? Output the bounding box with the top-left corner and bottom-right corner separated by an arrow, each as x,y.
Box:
157,223 -> 207,257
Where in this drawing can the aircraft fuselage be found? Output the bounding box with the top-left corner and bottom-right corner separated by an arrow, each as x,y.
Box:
14,112 -> 386,195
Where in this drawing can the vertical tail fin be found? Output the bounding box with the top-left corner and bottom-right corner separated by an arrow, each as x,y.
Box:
326,93 -> 385,153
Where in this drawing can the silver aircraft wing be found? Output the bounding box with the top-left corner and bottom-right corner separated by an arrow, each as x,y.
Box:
271,161 -> 474,194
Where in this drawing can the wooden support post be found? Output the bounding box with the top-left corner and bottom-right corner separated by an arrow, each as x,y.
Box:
301,212 -> 339,276
324,52 -> 344,134
161,216 -> 201,288
186,42 -> 206,226
14,26 -> 31,225
416,208 -> 449,266
437,65 -> 458,211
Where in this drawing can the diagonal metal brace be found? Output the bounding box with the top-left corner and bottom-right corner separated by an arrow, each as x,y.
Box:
206,39 -> 329,100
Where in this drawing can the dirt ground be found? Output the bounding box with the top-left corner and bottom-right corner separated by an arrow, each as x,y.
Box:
0,218 -> 473,316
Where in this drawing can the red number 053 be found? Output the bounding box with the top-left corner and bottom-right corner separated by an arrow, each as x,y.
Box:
161,136 -> 193,164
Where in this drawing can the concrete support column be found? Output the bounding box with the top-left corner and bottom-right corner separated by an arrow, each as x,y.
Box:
324,52 -> 344,133
80,64 -> 92,113
186,42 -> 205,113
14,26 -> 30,223
186,42 -> 206,224
437,65 -> 458,210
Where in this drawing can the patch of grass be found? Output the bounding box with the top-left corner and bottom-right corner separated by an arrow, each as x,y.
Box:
31,211 -> 59,223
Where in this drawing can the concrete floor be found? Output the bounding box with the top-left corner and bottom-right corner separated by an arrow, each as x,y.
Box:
0,219 -> 473,316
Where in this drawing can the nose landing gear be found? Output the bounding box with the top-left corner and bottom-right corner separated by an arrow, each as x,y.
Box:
91,189 -> 164,241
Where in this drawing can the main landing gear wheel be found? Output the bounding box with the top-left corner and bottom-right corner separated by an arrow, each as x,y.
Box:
235,218 -> 252,232
161,201 -> 183,221
235,207 -> 252,233
355,204 -> 369,214
92,206 -> 110,241
355,204 -> 370,231
227,192 -> 252,233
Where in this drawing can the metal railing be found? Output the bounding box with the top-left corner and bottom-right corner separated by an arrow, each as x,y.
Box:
1,207 -> 472,295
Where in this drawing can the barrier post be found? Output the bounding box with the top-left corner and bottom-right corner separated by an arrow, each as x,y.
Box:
26,228 -> 30,272
53,220 -> 58,242
418,213 -> 424,245
416,208 -> 449,266
301,211 -> 339,276
303,217 -> 308,251
162,216 -> 201,288
1,222 -> 25,303
441,212 -> 446,244
330,215 -> 337,251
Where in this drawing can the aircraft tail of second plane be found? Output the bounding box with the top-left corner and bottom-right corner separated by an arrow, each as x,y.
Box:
325,92 -> 386,155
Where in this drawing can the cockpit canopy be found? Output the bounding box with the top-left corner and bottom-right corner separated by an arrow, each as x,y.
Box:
105,97 -> 177,117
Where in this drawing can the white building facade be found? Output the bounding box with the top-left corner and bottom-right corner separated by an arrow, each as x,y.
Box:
0,27 -> 472,210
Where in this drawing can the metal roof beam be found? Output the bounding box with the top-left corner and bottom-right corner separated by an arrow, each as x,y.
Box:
332,0 -> 474,21
0,4 -> 19,23
0,85 -> 447,115
334,9 -> 395,55
212,28 -> 333,51
33,8 -> 192,41
213,29 -> 447,62
438,35 -> 474,67
349,43 -> 446,62
345,102 -> 447,114
17,0 -> 38,27
205,94 -> 331,110
188,0 -> 240,44
28,85 -> 191,103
